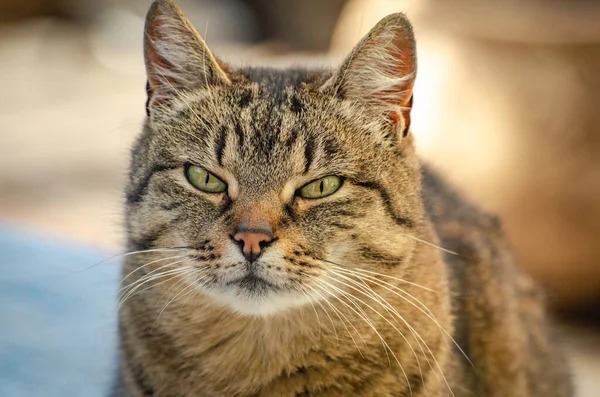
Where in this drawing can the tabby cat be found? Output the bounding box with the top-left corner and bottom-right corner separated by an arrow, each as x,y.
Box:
114,1 -> 572,396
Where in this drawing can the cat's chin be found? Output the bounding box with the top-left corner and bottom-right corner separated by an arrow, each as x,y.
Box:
205,285 -> 313,317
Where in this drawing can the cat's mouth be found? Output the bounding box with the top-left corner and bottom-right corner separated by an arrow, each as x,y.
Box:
205,267 -> 311,316
225,274 -> 280,294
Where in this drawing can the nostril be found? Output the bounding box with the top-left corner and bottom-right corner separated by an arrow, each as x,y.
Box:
258,238 -> 276,250
230,234 -> 245,250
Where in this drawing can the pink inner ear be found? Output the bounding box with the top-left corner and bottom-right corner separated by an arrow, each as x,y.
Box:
387,105 -> 411,137
145,22 -> 178,107
380,35 -> 415,136
400,95 -> 413,137
378,79 -> 414,137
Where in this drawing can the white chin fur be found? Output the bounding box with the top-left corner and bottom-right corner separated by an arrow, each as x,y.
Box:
206,287 -> 313,317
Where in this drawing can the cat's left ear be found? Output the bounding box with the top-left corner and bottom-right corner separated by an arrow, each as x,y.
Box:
143,0 -> 230,111
321,13 -> 416,138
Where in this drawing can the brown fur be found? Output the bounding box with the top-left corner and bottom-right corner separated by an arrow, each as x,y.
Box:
114,1 -> 572,396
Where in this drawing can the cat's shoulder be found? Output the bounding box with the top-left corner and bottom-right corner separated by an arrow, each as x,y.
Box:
420,162 -> 510,274
421,163 -> 500,233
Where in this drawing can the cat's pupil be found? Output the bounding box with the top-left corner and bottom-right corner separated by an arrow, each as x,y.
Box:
319,180 -> 324,194
204,172 -> 209,185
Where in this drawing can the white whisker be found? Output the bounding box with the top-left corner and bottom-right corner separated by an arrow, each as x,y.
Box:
119,258 -> 192,295
153,277 -> 198,328
400,233 -> 458,256
78,247 -> 189,273
324,260 -> 436,292
329,264 -> 472,368
313,279 -> 413,397
121,254 -> 188,283
321,275 -> 423,391
119,263 -> 193,308
300,289 -> 323,340
312,283 -> 370,356
327,270 -> 431,389
326,267 -> 460,396
119,270 -> 188,309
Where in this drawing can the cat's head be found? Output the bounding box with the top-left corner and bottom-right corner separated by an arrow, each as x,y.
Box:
126,0 -> 422,316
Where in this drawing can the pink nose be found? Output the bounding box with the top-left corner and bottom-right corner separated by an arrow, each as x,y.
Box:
233,221 -> 274,262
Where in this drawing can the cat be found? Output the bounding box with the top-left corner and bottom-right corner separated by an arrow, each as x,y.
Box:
113,0 -> 573,396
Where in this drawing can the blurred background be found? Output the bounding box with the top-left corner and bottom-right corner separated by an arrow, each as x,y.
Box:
0,0 -> 599,395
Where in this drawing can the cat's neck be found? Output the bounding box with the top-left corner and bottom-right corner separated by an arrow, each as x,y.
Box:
123,292 -> 328,393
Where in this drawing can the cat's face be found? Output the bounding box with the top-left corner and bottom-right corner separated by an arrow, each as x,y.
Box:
125,0 -> 421,316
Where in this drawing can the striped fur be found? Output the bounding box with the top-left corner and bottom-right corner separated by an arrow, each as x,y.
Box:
115,1 -> 573,396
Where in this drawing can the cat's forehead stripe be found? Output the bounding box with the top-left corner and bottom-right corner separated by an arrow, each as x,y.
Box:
303,135 -> 314,174
215,125 -> 227,166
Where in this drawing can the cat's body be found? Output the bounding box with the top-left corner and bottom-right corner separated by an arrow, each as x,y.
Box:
114,1 -> 572,396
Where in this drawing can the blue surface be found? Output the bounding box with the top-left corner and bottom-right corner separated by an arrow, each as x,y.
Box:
0,223 -> 120,397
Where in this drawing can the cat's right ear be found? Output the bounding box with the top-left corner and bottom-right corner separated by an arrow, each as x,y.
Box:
321,13 -> 416,139
143,0 -> 230,112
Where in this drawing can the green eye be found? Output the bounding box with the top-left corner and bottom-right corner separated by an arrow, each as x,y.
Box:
299,176 -> 342,199
185,165 -> 227,193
